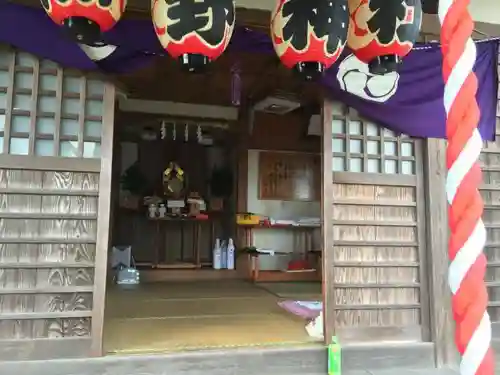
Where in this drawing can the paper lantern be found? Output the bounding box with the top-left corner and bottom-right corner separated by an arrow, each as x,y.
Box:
40,0 -> 126,45
347,0 -> 422,75
271,0 -> 349,80
152,0 -> 236,72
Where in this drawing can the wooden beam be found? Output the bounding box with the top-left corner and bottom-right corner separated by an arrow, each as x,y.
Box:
422,138 -> 458,367
3,47 -> 15,154
118,97 -> 239,121
90,81 -> 116,356
9,0 -> 272,30
0,343 -> 436,374
0,154 -> 100,172
321,99 -> 335,343
415,139 -> 431,342
332,171 -> 417,186
9,0 -> 500,34
0,338 -> 91,361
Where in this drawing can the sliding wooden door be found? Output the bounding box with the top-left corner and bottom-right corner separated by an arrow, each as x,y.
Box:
0,45 -> 115,360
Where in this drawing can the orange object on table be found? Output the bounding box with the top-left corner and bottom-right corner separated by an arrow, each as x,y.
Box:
287,259 -> 310,271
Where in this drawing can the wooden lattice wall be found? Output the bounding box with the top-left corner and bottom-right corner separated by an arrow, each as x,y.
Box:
0,46 -> 114,360
325,102 -> 429,342
480,52 -> 500,336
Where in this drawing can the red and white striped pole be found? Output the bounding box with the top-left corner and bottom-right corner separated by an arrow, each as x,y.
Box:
438,0 -> 495,374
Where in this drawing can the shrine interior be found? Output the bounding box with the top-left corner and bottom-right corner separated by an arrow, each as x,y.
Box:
103,49 -> 325,354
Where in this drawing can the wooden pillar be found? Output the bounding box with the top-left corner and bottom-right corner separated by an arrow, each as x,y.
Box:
423,138 -> 458,368
236,115 -> 249,249
91,82 -> 116,356
322,100 -> 335,343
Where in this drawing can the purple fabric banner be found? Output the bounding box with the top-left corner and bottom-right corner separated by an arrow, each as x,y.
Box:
0,3 -> 497,140
326,42 -> 498,139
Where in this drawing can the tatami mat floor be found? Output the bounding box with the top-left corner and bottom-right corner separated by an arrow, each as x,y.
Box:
103,280 -> 318,354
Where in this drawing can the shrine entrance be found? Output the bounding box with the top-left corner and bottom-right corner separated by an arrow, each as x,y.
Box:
102,50 -> 326,354
1,0 -> 500,373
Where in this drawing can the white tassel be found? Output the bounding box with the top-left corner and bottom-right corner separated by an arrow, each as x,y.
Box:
160,121 -> 166,140
197,125 -> 202,142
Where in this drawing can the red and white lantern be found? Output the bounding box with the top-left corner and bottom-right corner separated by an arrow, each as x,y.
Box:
271,0 -> 349,80
40,0 -> 126,45
152,0 -> 236,72
347,0 -> 422,74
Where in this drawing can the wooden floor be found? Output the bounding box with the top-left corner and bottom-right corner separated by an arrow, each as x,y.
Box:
103,279 -> 318,354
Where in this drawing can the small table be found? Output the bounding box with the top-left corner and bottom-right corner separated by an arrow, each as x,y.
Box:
236,252 -> 320,282
148,215 -> 213,269
237,222 -> 319,249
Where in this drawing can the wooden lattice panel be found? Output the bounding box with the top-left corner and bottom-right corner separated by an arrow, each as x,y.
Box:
0,47 -> 104,158
0,169 -> 98,339
331,106 -> 417,175
477,48 -> 500,331
480,133 -> 500,327
0,44 -> 114,359
332,183 -> 422,337
327,101 -> 428,342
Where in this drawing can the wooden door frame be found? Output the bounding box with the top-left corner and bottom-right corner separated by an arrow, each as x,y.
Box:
321,99 -> 335,343
0,44 -> 116,359
90,82 -> 116,356
422,139 -> 457,367
320,99 -> 437,347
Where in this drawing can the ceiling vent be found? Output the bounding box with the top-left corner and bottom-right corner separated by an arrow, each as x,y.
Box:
252,94 -> 301,115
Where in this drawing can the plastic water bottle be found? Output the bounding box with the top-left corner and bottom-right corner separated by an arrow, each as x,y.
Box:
226,238 -> 235,270
213,238 -> 222,270
220,240 -> 227,269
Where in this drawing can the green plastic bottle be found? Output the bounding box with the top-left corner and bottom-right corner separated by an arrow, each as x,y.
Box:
328,336 -> 341,375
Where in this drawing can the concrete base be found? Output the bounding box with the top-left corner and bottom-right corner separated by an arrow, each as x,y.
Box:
0,342 -> 437,375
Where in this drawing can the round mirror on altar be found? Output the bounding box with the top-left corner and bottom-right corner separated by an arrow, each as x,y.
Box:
163,162 -> 186,199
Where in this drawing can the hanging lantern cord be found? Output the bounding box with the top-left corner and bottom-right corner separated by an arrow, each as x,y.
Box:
439,0 -> 494,374
231,63 -> 241,106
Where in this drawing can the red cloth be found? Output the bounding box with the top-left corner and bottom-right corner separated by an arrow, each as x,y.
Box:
288,260 -> 310,271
